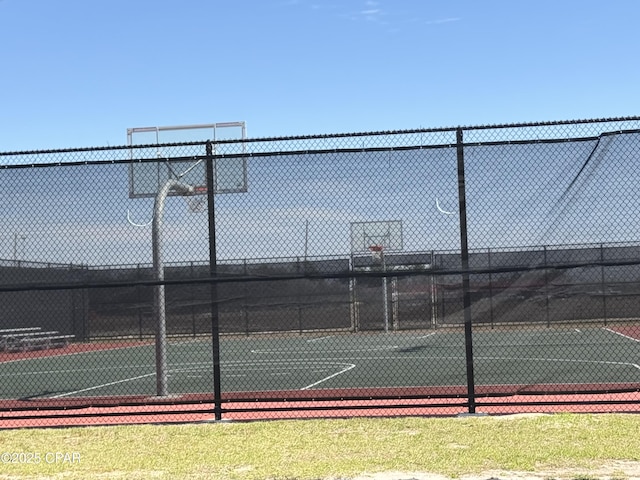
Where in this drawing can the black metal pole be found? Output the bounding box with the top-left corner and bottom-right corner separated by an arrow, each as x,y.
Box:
456,127 -> 477,414
600,243 -> 608,326
206,141 -> 223,421
543,246 -> 550,328
487,248 -> 494,329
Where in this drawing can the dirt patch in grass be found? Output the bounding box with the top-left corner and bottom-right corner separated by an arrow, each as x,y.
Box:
349,461 -> 640,480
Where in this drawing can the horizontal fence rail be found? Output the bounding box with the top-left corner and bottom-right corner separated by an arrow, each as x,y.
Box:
1,117 -> 640,426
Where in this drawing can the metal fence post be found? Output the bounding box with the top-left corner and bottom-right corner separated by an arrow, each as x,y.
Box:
206,140 -> 223,421
190,261 -> 197,337
243,259 -> 249,335
487,248 -> 495,328
600,243 -> 608,326
137,264 -> 143,340
456,127 -> 477,414
543,246 -> 550,328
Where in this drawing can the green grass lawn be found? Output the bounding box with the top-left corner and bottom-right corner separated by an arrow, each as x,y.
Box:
1,413 -> 639,479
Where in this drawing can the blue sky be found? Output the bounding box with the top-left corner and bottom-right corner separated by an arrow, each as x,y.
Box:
2,0 -> 640,152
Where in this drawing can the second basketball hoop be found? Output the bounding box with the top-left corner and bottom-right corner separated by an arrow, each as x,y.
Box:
369,244 -> 385,265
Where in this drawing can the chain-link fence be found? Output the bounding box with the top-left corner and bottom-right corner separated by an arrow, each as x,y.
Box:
1,117 -> 640,425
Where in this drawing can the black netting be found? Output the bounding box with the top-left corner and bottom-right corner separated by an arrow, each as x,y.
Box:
1,118 -> 640,424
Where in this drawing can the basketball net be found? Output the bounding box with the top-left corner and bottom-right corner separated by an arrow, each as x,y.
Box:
184,186 -> 208,213
369,244 -> 384,265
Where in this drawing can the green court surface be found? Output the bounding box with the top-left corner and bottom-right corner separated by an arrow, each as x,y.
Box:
0,326 -> 639,403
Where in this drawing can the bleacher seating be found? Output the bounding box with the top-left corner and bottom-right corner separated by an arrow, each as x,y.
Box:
0,327 -> 74,353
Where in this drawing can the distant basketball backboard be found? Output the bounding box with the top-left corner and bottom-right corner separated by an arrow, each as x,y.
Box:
127,122 -> 247,198
350,220 -> 403,253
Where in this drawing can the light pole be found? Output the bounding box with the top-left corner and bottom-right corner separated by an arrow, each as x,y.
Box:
13,233 -> 26,262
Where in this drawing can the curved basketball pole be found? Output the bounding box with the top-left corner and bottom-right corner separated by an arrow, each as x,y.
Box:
126,158 -> 204,227
126,157 -> 199,396
151,178 -> 195,396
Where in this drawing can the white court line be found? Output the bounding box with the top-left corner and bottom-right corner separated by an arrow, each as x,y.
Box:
307,336 -> 334,343
477,355 -> 640,372
223,364 -> 338,379
50,372 -> 156,398
251,346 -> 399,354
0,343 -> 152,365
300,363 -> 356,390
231,354 -> 640,373
0,364 -> 156,379
604,327 -> 640,344
0,361 -> 211,379
206,361 -> 357,387
415,332 -> 436,339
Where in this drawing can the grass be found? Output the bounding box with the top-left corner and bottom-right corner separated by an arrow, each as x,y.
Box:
0,413 -> 639,479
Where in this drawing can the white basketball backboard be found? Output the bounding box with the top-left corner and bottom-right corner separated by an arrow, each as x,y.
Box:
127,122 -> 247,198
350,220 -> 403,253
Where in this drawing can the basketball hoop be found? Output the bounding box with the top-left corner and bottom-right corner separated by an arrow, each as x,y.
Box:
369,244 -> 384,264
184,186 -> 208,213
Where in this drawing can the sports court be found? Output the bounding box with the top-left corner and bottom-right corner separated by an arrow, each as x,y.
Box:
1,325 -> 638,410
3,117 -> 640,425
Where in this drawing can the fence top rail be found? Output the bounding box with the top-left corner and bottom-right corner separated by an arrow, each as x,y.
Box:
4,241 -> 640,273
2,116 -> 640,158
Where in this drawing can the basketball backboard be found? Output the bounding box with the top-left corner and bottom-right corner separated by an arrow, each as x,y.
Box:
127,122 -> 247,198
350,220 -> 403,253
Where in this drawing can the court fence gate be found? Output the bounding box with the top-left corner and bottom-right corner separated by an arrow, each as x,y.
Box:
1,116 -> 640,426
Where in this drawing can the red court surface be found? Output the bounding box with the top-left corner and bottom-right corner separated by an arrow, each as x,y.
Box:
1,390 -> 639,429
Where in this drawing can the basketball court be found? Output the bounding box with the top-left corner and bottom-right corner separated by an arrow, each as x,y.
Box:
3,118 -> 640,427
1,326 -> 638,408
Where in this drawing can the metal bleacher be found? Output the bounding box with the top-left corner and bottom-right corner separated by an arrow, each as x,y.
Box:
0,327 -> 74,353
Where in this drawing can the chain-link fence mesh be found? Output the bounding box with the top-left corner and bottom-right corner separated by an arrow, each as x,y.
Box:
1,117 -> 639,424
